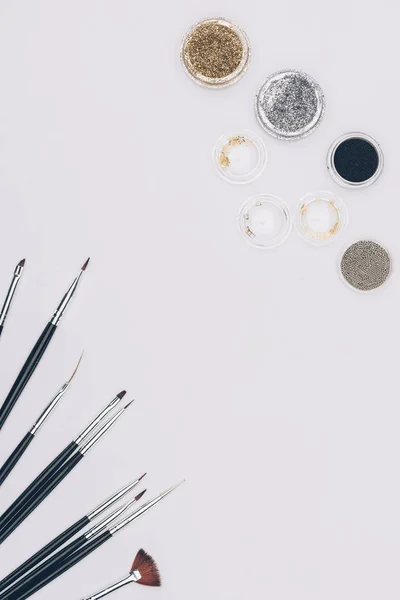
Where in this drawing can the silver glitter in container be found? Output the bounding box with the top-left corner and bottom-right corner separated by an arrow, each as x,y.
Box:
340,240 -> 391,292
255,70 -> 325,140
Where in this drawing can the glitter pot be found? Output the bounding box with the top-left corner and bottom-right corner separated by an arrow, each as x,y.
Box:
327,132 -> 384,188
181,18 -> 250,88
255,70 -> 325,140
340,240 -> 391,292
295,191 -> 347,246
213,130 -> 267,184
238,194 -> 292,249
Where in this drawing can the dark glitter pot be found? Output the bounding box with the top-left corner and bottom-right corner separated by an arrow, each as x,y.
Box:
327,133 -> 384,188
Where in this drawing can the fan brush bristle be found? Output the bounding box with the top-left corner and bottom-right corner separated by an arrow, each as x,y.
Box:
131,549 -> 161,587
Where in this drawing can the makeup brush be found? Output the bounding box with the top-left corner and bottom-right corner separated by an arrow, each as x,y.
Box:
0,353 -> 83,487
82,549 -> 161,599
0,390 -> 126,533
4,482 -> 183,600
0,400 -> 133,544
0,258 -> 90,431
0,259 -> 25,339
0,475 -> 146,594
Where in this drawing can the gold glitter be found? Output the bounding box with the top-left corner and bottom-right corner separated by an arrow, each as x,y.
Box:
300,199 -> 340,240
219,135 -> 251,168
184,22 -> 244,80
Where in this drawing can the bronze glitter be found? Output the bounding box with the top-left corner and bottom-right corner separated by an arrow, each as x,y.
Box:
182,19 -> 248,85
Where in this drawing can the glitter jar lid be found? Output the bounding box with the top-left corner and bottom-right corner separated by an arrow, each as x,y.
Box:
238,194 -> 292,249
295,191 -> 347,246
340,240 -> 391,292
180,18 -> 251,88
213,130 -> 267,184
255,70 -> 325,140
327,132 -> 384,188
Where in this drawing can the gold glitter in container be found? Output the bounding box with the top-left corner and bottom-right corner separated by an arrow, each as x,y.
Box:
213,130 -> 267,184
295,191 -> 347,246
181,18 -> 251,88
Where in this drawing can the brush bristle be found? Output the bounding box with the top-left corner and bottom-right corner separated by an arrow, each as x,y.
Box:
18,259 -> 26,267
138,473 -> 147,481
131,549 -> 161,587
135,489 -> 146,502
81,257 -> 90,271
117,390 -> 126,399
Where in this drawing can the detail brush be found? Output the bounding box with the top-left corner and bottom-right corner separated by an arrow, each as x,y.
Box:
0,259 -> 25,339
0,390 -> 126,535
0,400 -> 134,544
3,483 -> 183,600
0,484 -> 146,596
82,549 -> 161,599
0,258 -> 90,431
0,353 -> 83,487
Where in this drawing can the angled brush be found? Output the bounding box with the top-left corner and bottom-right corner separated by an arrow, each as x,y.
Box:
0,353 -> 83,487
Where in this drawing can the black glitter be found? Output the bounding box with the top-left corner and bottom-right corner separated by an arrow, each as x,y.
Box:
333,137 -> 379,183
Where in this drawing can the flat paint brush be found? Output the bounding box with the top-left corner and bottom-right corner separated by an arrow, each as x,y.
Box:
82,549 -> 161,599
4,483 -> 183,600
0,259 -> 25,339
0,390 -> 126,532
0,400 -> 133,544
0,258 -> 90,431
0,353 -> 83,487
0,474 -> 146,594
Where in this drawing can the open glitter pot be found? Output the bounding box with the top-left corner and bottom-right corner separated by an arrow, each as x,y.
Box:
255,70 -> 325,140
238,194 -> 292,249
340,240 -> 391,292
180,18 -> 250,88
213,130 -> 267,184
327,132 -> 384,188
295,191 -> 347,246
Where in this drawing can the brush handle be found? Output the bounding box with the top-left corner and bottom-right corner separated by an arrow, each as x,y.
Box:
0,515 -> 89,594
0,440 -> 78,532
0,322 -> 56,430
82,575 -> 133,600
5,531 -> 112,600
0,324 -> 3,339
0,432 -> 34,487
0,451 -> 84,544
0,533 -> 90,600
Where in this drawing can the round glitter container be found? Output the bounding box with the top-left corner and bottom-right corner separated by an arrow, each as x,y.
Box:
327,132 -> 384,188
340,240 -> 391,292
295,191 -> 347,246
255,70 -> 325,140
238,194 -> 292,249
181,18 -> 250,88
213,130 -> 267,184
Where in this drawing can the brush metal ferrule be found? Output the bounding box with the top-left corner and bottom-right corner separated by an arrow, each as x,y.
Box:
0,264 -> 24,327
85,494 -> 139,539
82,573 -> 141,600
87,478 -> 140,521
50,270 -> 84,326
29,382 -> 69,435
75,394 -> 123,446
79,406 -> 125,455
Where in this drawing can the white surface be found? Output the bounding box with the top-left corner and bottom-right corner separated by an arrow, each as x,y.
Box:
0,1 -> 399,599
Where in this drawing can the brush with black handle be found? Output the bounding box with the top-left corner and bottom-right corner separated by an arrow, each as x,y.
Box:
0,354 -> 83,487
0,399 -> 133,545
0,390 -> 126,534
0,258 -> 89,431
1,483 -> 183,600
0,259 -> 25,340
0,474 -> 146,595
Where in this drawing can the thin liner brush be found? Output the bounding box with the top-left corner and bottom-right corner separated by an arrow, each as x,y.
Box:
4,483 -> 184,600
0,353 -> 83,487
82,548 -> 161,599
0,259 -> 25,339
0,474 -> 146,594
0,401 -> 134,544
0,391 -> 126,534
0,258 -> 90,431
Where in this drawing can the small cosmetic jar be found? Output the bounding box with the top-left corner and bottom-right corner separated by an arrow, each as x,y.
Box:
295,191 -> 347,245
327,132 -> 384,188
238,194 -> 292,249
213,130 -> 267,184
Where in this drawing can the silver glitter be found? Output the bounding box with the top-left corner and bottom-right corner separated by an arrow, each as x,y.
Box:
255,70 -> 325,140
340,240 -> 391,291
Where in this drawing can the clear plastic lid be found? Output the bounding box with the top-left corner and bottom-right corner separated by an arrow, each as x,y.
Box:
213,130 -> 267,184
295,190 -> 347,246
238,194 -> 292,249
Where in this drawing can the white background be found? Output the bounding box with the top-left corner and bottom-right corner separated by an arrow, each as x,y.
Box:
0,1 -> 399,599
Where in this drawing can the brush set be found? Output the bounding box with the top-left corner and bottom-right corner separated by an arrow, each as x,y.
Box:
0,259 -> 184,598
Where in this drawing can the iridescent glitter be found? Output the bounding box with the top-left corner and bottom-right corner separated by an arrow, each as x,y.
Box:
255,70 -> 325,140
340,240 -> 391,291
181,18 -> 250,88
